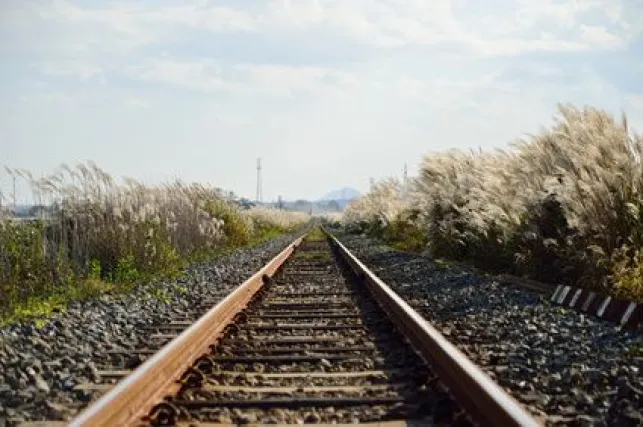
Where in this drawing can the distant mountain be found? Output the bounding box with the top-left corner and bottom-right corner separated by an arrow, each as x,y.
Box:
319,187 -> 361,202
261,188 -> 361,214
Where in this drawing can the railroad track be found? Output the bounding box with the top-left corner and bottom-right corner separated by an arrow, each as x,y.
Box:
64,229 -> 540,426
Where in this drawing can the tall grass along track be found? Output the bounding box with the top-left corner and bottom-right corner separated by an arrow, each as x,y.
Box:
0,233 -> 301,424
334,232 -> 642,426
343,105 -> 643,302
0,162 -> 309,323
65,229 -> 540,426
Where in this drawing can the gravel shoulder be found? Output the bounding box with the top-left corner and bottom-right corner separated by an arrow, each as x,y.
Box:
0,233 -> 300,424
334,232 -> 642,427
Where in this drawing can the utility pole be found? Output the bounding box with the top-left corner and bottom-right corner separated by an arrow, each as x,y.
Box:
403,162 -> 408,192
12,176 -> 16,215
402,162 -> 409,201
256,158 -> 263,204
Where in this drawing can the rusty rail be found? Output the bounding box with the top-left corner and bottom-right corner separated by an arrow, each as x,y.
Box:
71,228 -> 541,426
325,230 -> 541,427
69,234 -> 305,426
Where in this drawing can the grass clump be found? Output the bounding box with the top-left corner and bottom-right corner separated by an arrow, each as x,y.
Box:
306,228 -> 327,242
343,104 -> 643,300
343,178 -> 427,252
0,162 -> 310,323
297,249 -> 331,261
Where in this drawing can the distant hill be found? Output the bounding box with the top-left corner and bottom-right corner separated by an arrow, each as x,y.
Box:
262,188 -> 361,213
319,187 -> 361,202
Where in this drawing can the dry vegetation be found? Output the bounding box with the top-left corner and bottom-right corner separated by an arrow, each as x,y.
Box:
343,104 -> 643,300
0,163 -> 309,322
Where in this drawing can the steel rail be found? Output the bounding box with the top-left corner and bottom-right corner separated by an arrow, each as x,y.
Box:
69,234 -> 306,427
324,230 -> 542,427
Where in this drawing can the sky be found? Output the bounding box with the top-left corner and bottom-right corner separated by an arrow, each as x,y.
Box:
1,0 -> 643,202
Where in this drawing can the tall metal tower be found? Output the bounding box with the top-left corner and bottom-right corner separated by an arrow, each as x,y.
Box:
256,158 -> 263,203
403,162 -> 409,200
12,176 -> 16,214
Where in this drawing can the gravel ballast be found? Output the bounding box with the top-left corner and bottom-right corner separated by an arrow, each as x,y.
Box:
334,232 -> 642,427
0,233 -> 300,424
165,238 -> 452,425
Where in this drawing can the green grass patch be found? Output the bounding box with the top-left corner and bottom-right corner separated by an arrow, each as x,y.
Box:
306,228 -> 326,242
1,295 -> 67,328
0,225 -> 300,326
297,250 -> 332,261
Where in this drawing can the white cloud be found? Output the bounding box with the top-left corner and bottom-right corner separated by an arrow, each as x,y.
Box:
5,0 -> 637,58
39,60 -> 105,81
1,0 -> 642,200
125,58 -> 360,99
127,59 -> 241,93
123,96 -> 150,110
579,24 -> 624,47
626,94 -> 643,110
20,90 -> 79,108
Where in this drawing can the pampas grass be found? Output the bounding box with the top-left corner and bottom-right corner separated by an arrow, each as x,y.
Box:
343,104 -> 643,299
243,206 -> 310,234
0,162 -> 309,318
343,178 -> 410,231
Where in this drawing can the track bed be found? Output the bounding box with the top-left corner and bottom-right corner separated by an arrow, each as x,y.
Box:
148,238 -> 461,425
68,231 -> 539,427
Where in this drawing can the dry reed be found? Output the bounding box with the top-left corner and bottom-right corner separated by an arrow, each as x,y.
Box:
343,104 -> 643,299
0,162 -> 309,318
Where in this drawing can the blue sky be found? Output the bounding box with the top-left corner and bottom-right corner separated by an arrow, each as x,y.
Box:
1,0 -> 642,202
